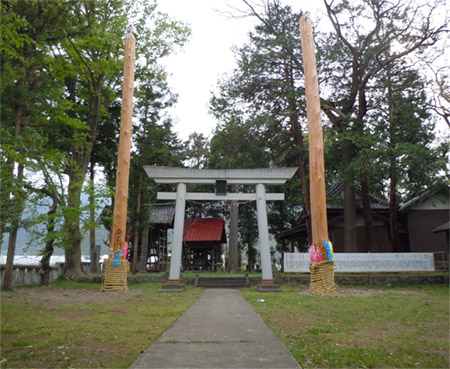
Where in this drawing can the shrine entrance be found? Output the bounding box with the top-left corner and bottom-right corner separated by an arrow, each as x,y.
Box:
144,166 -> 297,291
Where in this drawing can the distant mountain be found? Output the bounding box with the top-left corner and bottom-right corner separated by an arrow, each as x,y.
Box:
1,194 -> 111,257
1,224 -> 111,257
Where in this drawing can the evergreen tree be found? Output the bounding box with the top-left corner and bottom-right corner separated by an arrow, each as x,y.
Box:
319,0 -> 448,251
373,63 -> 447,249
210,1 -> 313,243
227,0 -> 448,252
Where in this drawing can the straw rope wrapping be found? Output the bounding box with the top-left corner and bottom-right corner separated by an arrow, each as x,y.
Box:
102,259 -> 130,292
309,261 -> 336,292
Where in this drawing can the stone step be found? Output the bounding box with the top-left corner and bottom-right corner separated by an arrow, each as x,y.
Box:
195,276 -> 249,288
198,283 -> 248,289
197,278 -> 246,283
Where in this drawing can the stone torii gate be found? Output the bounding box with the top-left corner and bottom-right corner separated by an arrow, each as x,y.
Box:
144,166 -> 298,291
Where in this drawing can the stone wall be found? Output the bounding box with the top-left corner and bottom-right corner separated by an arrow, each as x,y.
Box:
0,263 -> 91,287
281,273 -> 448,287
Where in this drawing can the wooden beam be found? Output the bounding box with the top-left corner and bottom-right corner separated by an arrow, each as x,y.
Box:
299,16 -> 329,247
110,32 -> 136,254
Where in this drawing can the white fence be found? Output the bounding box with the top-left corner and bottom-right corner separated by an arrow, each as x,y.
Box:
283,253 -> 435,273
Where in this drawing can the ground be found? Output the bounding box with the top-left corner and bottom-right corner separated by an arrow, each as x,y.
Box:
1,283 -> 448,369
1,285 -> 142,305
295,285 -> 428,297
1,283 -> 203,369
0,283 -> 427,305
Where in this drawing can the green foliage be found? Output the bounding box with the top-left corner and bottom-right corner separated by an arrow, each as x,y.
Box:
1,0 -> 191,270
183,132 -> 209,169
372,64 -> 447,198
208,0 -> 447,254
208,3 -> 310,255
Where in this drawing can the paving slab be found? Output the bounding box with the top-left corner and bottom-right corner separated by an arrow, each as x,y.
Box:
129,288 -> 301,369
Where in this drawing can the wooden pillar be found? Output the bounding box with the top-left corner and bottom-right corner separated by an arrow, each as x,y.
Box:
110,31 -> 136,255
299,16 -> 329,248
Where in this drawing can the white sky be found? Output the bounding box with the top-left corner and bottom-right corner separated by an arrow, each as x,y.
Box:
156,0 -> 326,141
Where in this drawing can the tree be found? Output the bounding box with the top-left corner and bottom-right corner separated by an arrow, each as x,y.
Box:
128,118 -> 185,273
128,47 -> 188,272
373,63 -> 446,249
319,0 -> 448,251
1,0 -> 191,281
211,1 -> 314,244
0,0 -> 72,289
183,132 -> 209,169
211,0 -> 447,254
207,118 -> 272,271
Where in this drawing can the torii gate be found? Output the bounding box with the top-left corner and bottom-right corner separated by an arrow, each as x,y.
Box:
144,166 -> 297,291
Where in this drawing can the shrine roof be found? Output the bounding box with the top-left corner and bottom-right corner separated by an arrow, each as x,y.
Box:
149,204 -> 175,225
183,218 -> 227,243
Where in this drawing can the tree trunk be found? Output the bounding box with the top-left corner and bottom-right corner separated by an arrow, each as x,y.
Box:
63,171 -> 85,279
89,163 -> 98,273
360,172 -> 379,252
3,228 -> 18,291
247,243 -> 256,271
3,163 -> 24,291
389,155 -> 401,252
228,185 -> 239,273
139,225 -> 149,272
387,69 -> 401,252
40,201 -> 57,286
2,105 -> 24,291
131,168 -> 143,274
63,74 -> 103,278
342,144 -> 357,252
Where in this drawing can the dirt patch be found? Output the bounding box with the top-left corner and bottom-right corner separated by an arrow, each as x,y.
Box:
1,285 -> 144,306
295,285 -> 426,297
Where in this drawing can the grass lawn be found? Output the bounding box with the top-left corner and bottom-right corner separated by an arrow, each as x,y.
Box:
242,284 -> 449,368
1,281 -> 202,368
2,280 -> 448,369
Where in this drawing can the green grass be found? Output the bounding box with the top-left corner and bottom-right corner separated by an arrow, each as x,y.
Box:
1,281 -> 202,368
242,285 -> 449,368
3,280 -> 448,369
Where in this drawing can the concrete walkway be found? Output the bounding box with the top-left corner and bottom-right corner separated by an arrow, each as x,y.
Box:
129,289 -> 301,369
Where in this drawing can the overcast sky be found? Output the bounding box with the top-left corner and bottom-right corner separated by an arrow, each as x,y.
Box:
156,0 -> 326,141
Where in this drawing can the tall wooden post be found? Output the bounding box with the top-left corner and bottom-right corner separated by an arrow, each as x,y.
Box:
102,29 -> 135,292
300,15 -> 335,292
299,15 -> 329,248
110,31 -> 136,255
